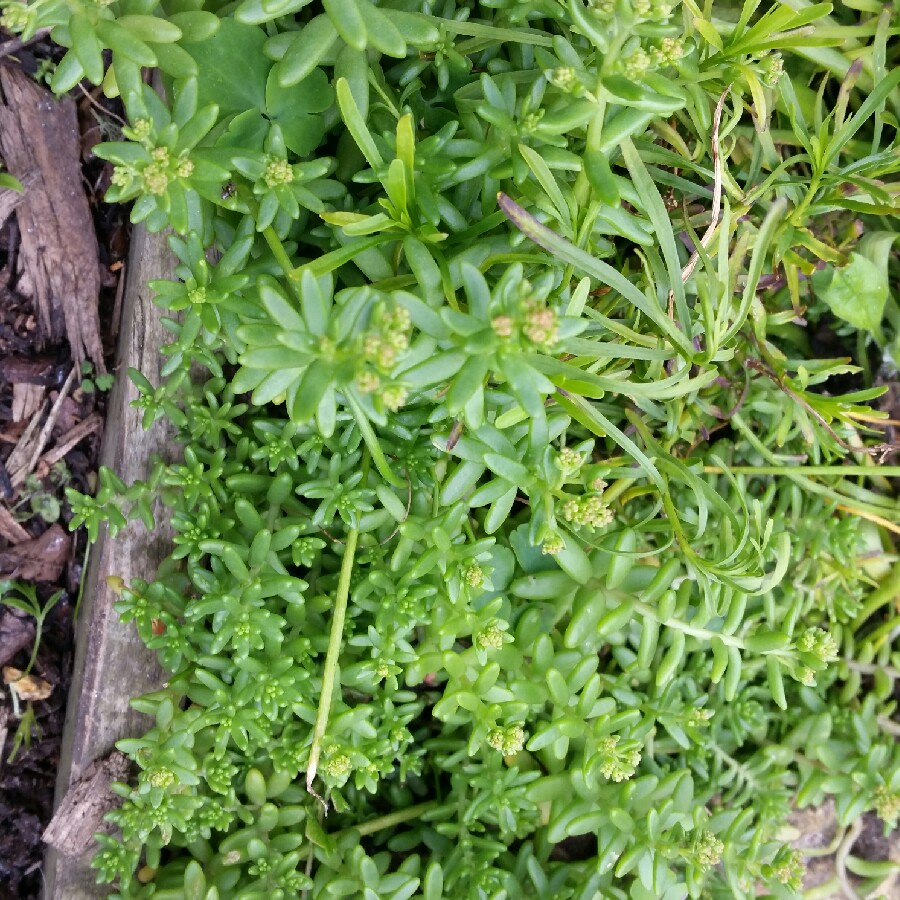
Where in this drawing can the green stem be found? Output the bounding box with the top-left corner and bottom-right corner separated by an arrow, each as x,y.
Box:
299,800 -> 439,874
704,465 -> 900,478
343,800 -> 438,838
844,659 -> 900,681
630,598 -> 745,649
852,562 -> 900,631
789,172 -> 821,226
574,100 -> 606,208
306,522 -> 360,806
262,226 -> 300,289
346,392 -> 404,487
731,414 -> 899,519
237,187 -> 301,297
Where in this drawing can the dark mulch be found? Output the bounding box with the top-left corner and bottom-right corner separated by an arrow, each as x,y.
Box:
0,592 -> 73,900
0,31 -> 128,899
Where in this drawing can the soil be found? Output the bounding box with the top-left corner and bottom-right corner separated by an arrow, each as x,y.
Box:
0,34 -> 128,900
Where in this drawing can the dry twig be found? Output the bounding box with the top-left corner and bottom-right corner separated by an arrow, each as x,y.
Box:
6,367 -> 77,486
680,88 -> 730,285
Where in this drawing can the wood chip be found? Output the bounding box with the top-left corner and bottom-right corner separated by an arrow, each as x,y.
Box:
50,395 -> 80,439
11,382 -> 44,424
0,65 -> 105,372
40,412 -> 103,467
43,750 -> 131,857
6,367 -> 76,486
4,398 -> 46,482
0,354 -> 68,387
0,504 -> 29,543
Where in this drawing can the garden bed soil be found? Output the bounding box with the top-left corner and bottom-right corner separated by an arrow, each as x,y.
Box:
0,38 -> 129,899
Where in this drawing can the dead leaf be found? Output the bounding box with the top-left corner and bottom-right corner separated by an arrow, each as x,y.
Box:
0,523 -> 70,582
3,666 -> 53,700
0,608 -> 35,667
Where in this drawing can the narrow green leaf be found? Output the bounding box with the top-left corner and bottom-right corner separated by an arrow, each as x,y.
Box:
498,193 -> 694,358
336,77 -> 383,170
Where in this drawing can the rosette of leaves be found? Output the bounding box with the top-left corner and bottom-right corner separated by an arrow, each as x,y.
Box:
151,230 -> 250,366
232,271 -> 414,440
96,82 -> 229,234
0,0 -> 219,96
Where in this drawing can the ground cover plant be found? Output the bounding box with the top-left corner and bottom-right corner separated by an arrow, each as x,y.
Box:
3,0 -> 900,896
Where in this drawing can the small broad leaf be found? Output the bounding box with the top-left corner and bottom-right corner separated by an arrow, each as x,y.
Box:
820,252 -> 887,338
181,19 -> 268,117
265,67 -> 333,156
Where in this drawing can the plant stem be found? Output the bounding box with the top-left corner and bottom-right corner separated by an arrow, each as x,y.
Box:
704,465 -> 900,477
262,226 -> 300,290
346,392 -> 404,487
299,800 -> 439,876
630,597 -> 745,648
731,414 -> 900,523
844,659 -> 900,681
789,172 -> 821,226
342,800 -> 438,838
306,523 -> 359,808
852,562 -> 900,631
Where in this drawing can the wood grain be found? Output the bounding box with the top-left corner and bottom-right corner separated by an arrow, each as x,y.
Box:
0,65 -> 104,371
43,222 -> 177,898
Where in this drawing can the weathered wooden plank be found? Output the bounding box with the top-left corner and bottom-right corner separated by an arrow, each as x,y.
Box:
0,65 -> 104,371
43,222 -> 177,898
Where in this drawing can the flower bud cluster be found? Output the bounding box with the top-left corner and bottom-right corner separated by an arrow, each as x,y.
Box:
263,157 -> 294,189
691,830 -> 724,869
562,493 -> 614,529
759,52 -> 784,87
541,532 -> 565,556
597,735 -> 641,782
874,784 -> 900,828
357,305 -> 412,409
491,300 -> 559,351
475,618 -> 505,651
111,145 -> 195,198
769,849 -> 805,890
797,627 -> 838,664
0,3 -> 31,32
487,724 -> 526,756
